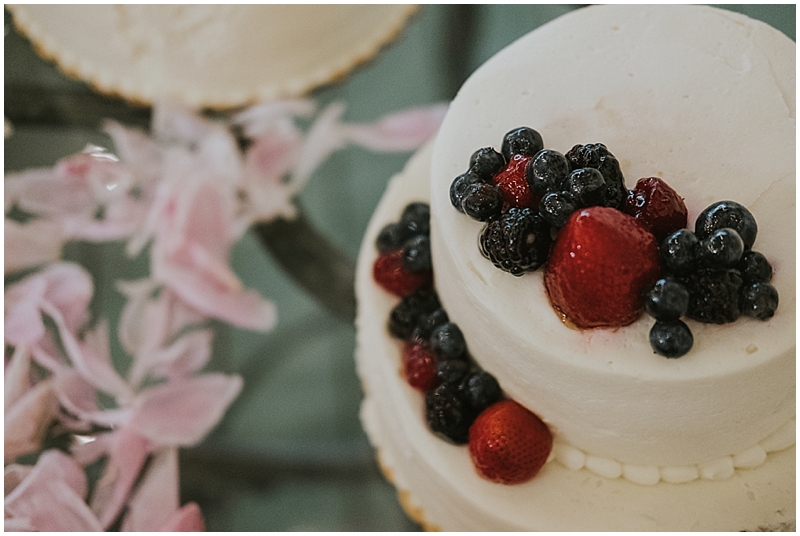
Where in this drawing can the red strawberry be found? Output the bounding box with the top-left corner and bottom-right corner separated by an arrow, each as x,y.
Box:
373,250 -> 432,297
468,400 -> 552,485
544,206 -> 661,328
492,154 -> 538,209
401,340 -> 440,391
624,177 -> 688,241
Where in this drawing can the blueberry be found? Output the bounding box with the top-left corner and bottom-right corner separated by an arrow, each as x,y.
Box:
400,202 -> 430,236
461,182 -> 503,221
430,322 -> 467,361
539,191 -> 577,228
450,171 -> 482,213
697,228 -> 745,268
411,308 -> 450,341
526,149 -> 570,196
740,282 -> 779,320
388,289 -> 441,339
660,229 -> 699,274
479,207 -> 552,275
644,277 -> 690,321
436,360 -> 470,386
459,370 -> 502,413
695,201 -> 757,250
425,383 -> 476,444
501,127 -> 544,160
401,234 -> 432,273
678,267 -> 742,324
469,147 -> 505,180
738,250 -> 773,283
564,168 -> 606,207
649,319 -> 694,358
375,222 -> 413,253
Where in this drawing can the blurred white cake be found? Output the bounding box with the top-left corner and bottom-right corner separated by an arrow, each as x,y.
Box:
8,5 -> 417,108
356,4 -> 795,531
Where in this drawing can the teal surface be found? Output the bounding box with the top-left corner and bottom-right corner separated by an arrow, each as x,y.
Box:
4,5 -> 795,531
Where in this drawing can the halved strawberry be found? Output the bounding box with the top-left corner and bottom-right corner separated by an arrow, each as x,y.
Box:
492,154 -> 538,209
544,206 -> 661,328
401,340 -> 440,391
624,177 -> 688,241
468,400 -> 552,485
373,250 -> 432,297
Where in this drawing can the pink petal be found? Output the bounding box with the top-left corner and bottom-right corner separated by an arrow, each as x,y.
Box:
5,344 -> 32,409
52,368 -> 131,429
4,275 -> 48,347
120,447 -> 180,531
41,262 -> 94,333
128,373 -> 242,447
4,379 -> 59,463
147,329 -> 213,381
291,102 -> 349,190
90,426 -> 150,529
103,120 -> 162,184
5,464 -> 34,496
159,502 -> 206,532
345,103 -> 448,151
4,168 -> 94,217
4,219 -> 64,274
232,99 -> 315,138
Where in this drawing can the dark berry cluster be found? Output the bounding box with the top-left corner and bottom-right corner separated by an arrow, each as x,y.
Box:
376,202 -> 432,272
449,128 -> 628,275
645,201 -> 778,358
379,203 -> 504,445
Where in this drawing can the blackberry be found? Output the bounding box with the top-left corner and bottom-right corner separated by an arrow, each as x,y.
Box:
430,322 -> 467,361
697,228 -> 744,268
649,319 -> 694,358
469,147 -> 505,180
644,277 -> 689,321
564,168 -> 606,207
740,282 -> 779,320
400,202 -> 430,236
737,250 -> 773,283
479,207 -> 552,276
660,229 -> 699,274
425,383 -> 476,444
695,201 -> 757,250
565,144 -> 626,209
388,289 -> 441,339
679,267 -> 742,324
461,182 -> 503,221
401,234 -> 432,273
501,127 -> 544,161
436,359 -> 470,386
565,143 -> 612,170
375,222 -> 413,253
526,149 -> 570,196
411,308 -> 449,341
450,171 -> 482,213
459,370 -> 502,413
539,191 -> 577,228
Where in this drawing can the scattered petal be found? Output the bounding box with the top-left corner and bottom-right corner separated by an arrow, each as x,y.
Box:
4,219 -> 64,275
345,103 -> 448,151
120,447 -> 180,531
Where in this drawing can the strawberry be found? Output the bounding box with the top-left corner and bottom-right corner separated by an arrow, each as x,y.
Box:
544,206 -> 662,328
492,154 -> 538,209
401,340 -> 440,391
373,250 -> 432,297
624,177 -> 688,241
468,400 -> 552,485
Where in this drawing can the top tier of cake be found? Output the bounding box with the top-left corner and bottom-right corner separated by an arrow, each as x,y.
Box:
429,4 -> 795,468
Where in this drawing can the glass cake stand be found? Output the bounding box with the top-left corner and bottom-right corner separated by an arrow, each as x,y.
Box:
4,5 -> 794,531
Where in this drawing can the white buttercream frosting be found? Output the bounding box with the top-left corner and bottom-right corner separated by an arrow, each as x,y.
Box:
429,3 -> 795,469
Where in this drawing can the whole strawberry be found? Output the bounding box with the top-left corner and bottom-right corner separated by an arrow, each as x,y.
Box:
468,400 -> 552,485
373,250 -> 432,297
625,177 -> 688,241
545,206 -> 662,328
492,154 -> 539,209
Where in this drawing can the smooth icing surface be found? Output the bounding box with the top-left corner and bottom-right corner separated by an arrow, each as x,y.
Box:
8,5 -> 416,108
355,142 -> 795,530
429,4 -> 795,468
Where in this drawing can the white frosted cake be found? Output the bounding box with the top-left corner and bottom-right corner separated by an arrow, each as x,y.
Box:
355,4 -> 795,531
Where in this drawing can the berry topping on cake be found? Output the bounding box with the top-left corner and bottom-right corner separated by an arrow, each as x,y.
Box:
402,340 -> 440,391
624,176 -> 688,241
738,250 -> 773,284
649,319 -> 694,358
468,400 -> 552,485
695,200 -> 758,250
660,229 -> 699,274
565,143 -> 627,209
539,191 -> 577,228
400,202 -> 431,236
460,370 -> 502,414
373,249 -> 432,297
376,221 -> 414,254
526,148 -> 570,196
740,282 -> 779,320
501,127 -> 544,161
425,383 -> 475,444
388,289 -> 441,339
469,147 -> 506,180
436,359 -> 470,386
564,167 -> 607,207
461,182 -> 504,221
402,234 -> 433,272
696,228 -> 745,268
678,267 -> 743,324
492,154 -> 538,209
411,308 -> 450,341
450,171 -> 483,213
479,207 -> 552,275
544,206 -> 661,328
430,321 -> 468,361
644,277 -> 690,321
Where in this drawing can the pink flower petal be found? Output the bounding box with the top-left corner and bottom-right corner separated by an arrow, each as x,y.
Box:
5,344 -> 32,409
4,168 -> 94,217
128,373 -> 242,447
4,219 -> 64,275
345,103 -> 448,151
4,276 -> 48,347
120,447 -> 180,531
232,99 -> 315,138
291,102 -> 349,190
147,329 -> 213,381
40,262 -> 94,333
159,502 -> 206,532
4,379 -> 58,463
